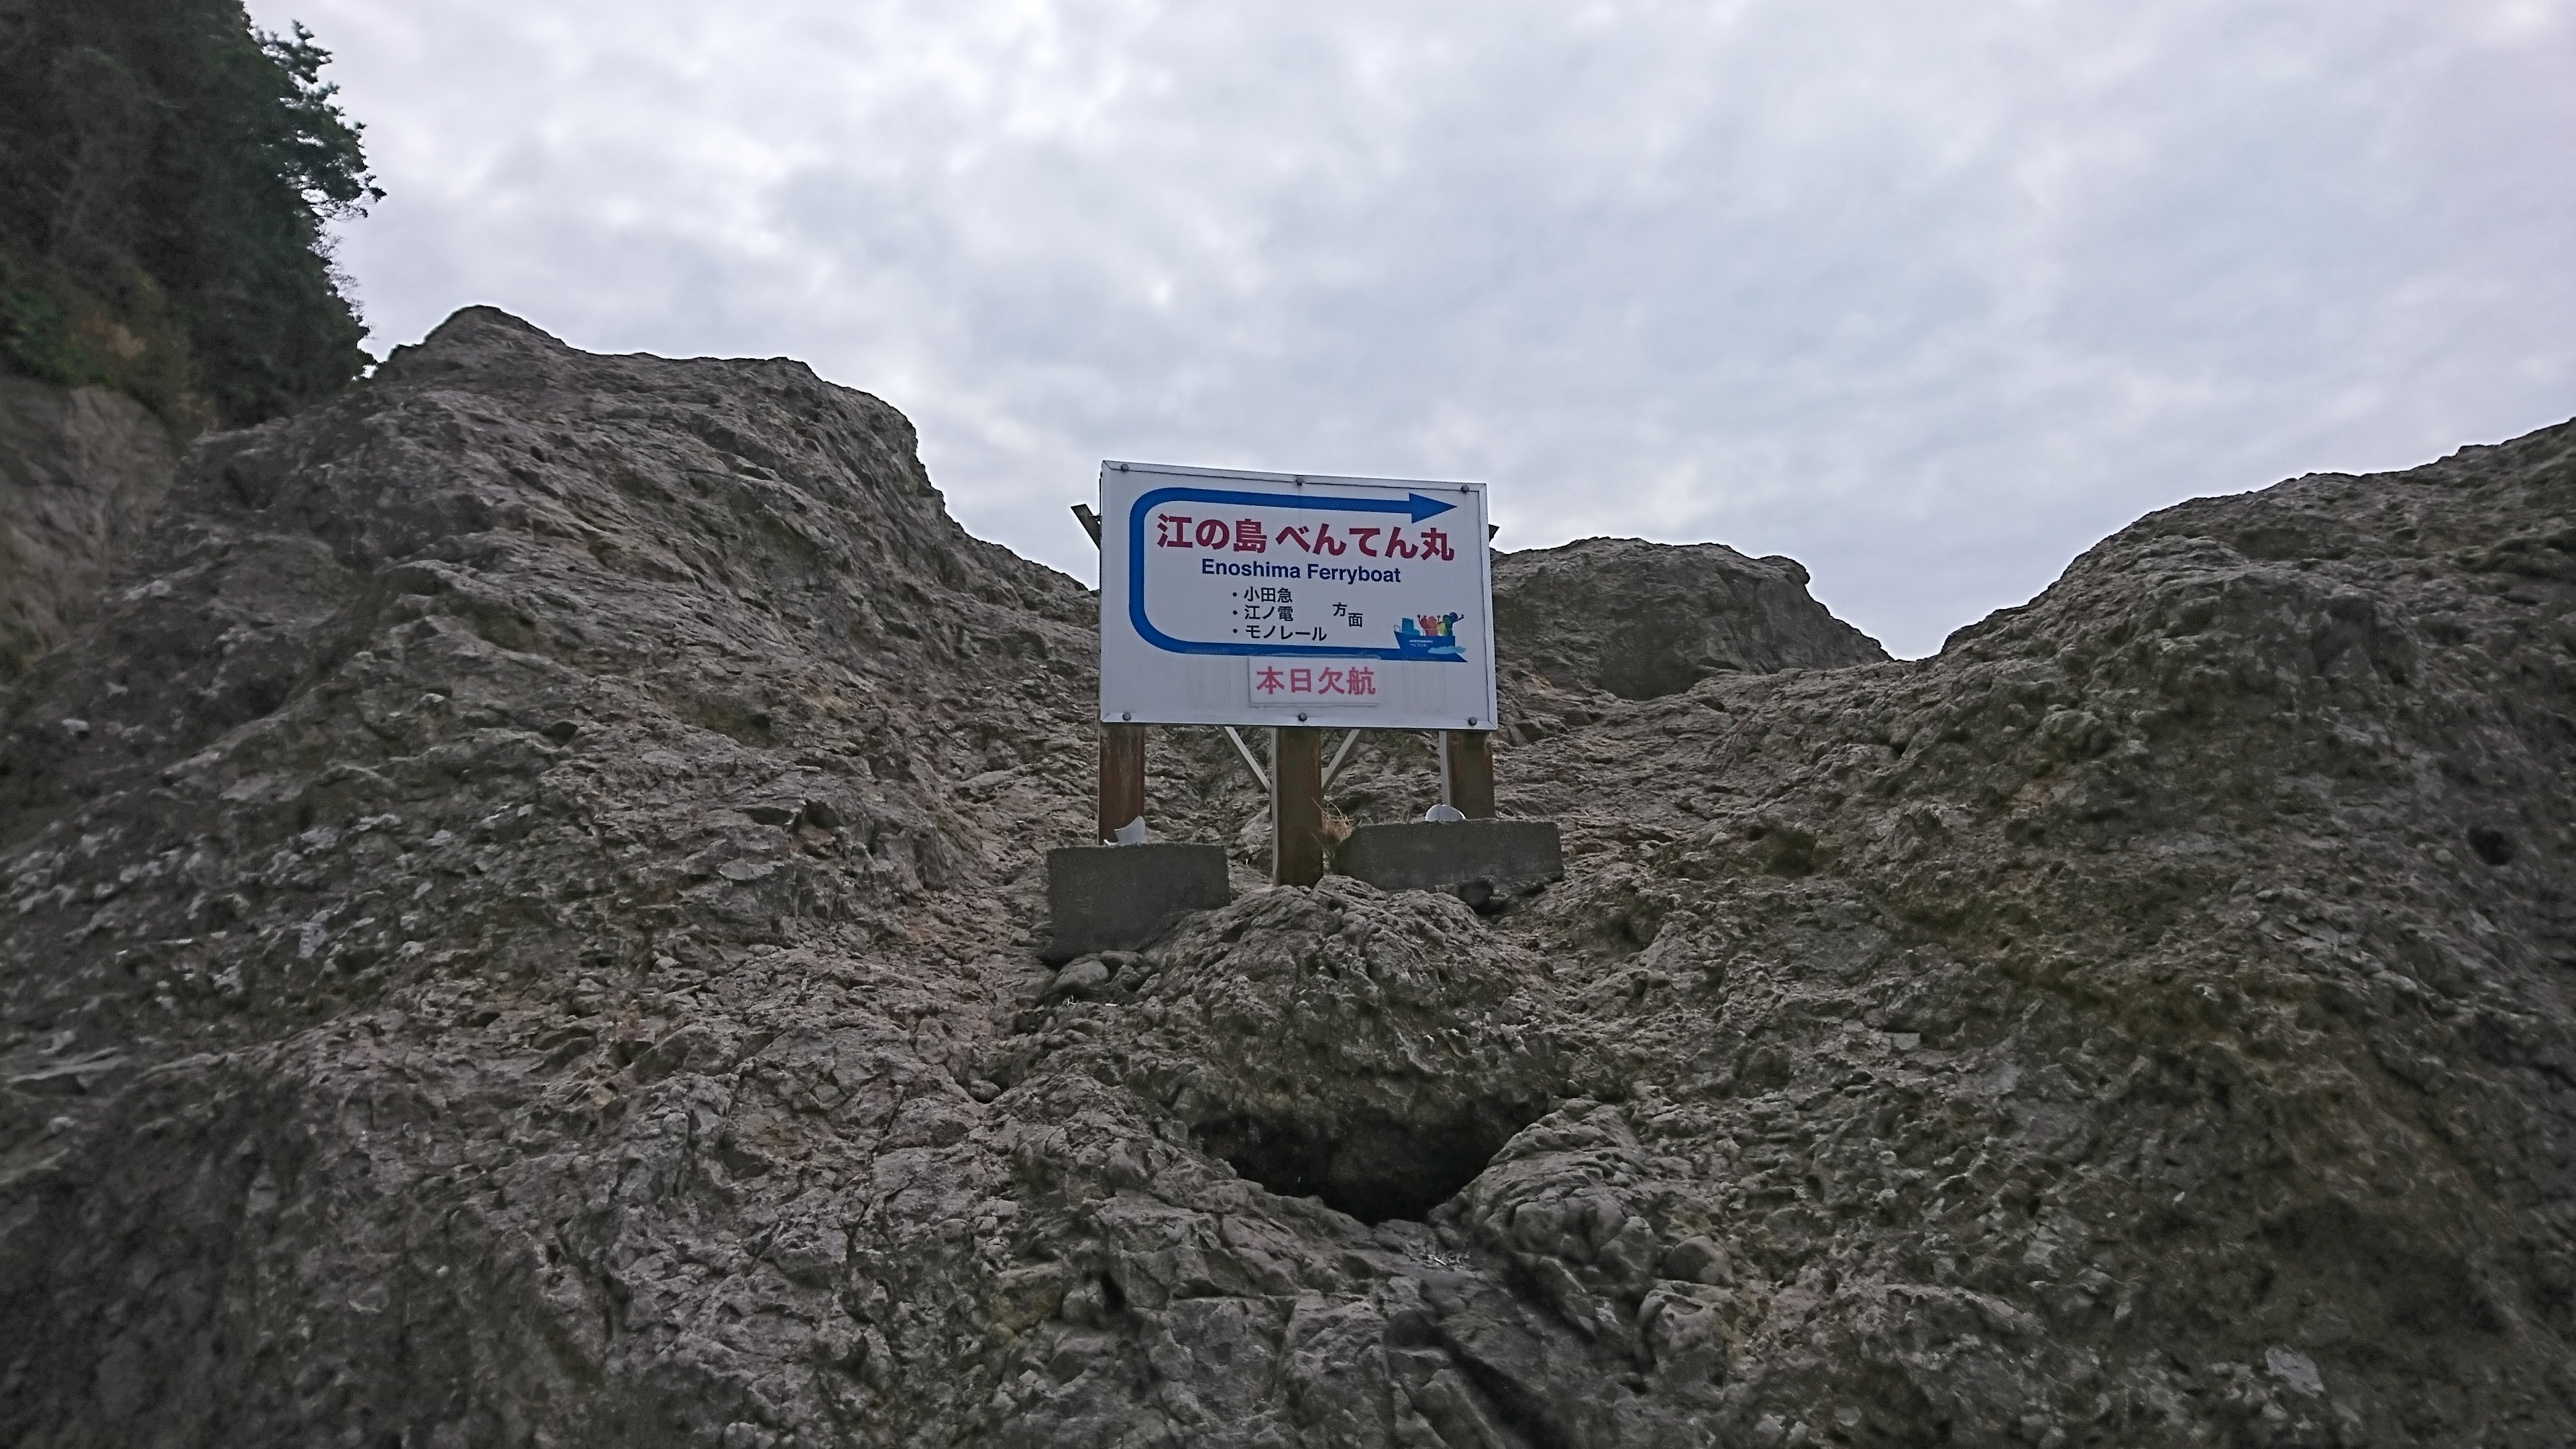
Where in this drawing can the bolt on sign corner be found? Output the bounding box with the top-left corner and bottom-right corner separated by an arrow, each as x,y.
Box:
1098,461 -> 1497,730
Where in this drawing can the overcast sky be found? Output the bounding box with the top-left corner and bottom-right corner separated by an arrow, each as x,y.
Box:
248,0 -> 2576,657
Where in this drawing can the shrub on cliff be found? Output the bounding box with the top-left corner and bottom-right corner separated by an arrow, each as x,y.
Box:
0,0 -> 379,427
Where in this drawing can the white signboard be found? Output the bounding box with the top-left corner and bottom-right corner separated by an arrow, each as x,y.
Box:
1099,461 -> 1497,729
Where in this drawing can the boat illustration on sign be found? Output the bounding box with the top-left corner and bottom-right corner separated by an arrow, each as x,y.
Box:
1392,612 -> 1467,661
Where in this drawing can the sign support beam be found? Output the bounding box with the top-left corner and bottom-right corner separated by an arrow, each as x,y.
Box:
1271,726 -> 1327,885
1440,730 -> 1495,820
1099,723 -> 1146,843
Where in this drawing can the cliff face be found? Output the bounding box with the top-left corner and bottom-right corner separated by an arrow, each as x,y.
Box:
0,375 -> 178,680
1,310 -> 2571,1448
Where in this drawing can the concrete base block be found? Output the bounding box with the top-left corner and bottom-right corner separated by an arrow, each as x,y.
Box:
1334,818 -> 1564,910
1042,843 -> 1232,962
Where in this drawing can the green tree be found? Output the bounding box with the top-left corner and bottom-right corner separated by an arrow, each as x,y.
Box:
0,0 -> 381,427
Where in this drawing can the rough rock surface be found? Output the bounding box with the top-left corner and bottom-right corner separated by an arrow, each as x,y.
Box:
3,307 -> 2574,1447
1491,537 -> 1886,705
0,374 -> 179,681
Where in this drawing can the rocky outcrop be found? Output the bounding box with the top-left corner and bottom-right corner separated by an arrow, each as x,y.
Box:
0,374 -> 179,680
1492,537 -> 1886,704
2,308 -> 2572,1447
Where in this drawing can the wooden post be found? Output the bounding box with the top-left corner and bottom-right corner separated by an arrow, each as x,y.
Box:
1271,726 -> 1326,885
1440,730 -> 1495,819
1099,723 -> 1146,842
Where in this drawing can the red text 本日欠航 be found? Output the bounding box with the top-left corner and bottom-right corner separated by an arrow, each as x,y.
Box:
1253,664 -> 1378,697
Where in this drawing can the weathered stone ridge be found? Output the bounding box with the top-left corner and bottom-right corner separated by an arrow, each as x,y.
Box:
1,308 -> 2571,1446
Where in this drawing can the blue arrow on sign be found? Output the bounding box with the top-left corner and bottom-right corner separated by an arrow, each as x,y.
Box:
1128,484 -> 1464,659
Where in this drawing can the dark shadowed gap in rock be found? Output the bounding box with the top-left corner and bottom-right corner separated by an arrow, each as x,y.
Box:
1193,1097 -> 1545,1224
2467,825 -> 2517,866
1597,636 -> 1711,701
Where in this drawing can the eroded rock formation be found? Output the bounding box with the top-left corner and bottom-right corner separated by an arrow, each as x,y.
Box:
1492,537 -> 1886,704
2,308 -> 2571,1446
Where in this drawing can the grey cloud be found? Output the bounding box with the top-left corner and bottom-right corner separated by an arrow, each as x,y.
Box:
258,0 -> 2576,654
